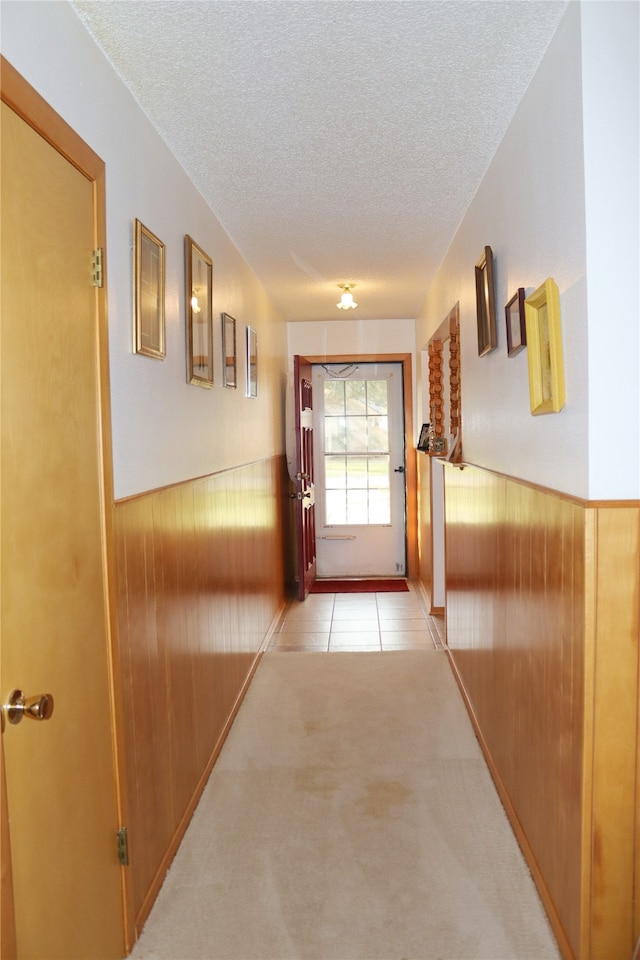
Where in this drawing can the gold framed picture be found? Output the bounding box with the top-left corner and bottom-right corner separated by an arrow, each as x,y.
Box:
185,236 -> 214,388
524,277 -> 565,415
133,219 -> 165,359
475,245 -> 497,357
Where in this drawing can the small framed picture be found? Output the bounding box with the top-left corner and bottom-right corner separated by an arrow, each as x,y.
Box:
505,288 -> 527,357
246,326 -> 257,398
222,312 -> 237,388
524,278 -> 565,415
185,236 -> 214,388
475,245 -> 497,357
133,219 -> 165,359
417,423 -> 430,453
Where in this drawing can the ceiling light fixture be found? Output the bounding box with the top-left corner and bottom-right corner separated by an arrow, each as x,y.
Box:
336,282 -> 358,310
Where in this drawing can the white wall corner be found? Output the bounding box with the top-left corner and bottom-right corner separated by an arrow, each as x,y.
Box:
581,0 -> 640,499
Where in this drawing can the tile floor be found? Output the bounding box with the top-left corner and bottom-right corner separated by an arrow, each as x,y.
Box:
269,581 -> 445,652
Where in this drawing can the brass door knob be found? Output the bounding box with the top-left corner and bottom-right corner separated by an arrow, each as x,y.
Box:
3,689 -> 55,727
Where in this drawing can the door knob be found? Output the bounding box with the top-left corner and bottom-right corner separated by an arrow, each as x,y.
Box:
3,689 -> 55,726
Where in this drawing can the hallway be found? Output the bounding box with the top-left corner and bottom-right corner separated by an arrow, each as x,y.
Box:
3,4 -> 638,956
129,587 -> 559,960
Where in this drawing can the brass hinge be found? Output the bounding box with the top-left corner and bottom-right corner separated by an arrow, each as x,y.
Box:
117,827 -> 129,866
92,247 -> 104,288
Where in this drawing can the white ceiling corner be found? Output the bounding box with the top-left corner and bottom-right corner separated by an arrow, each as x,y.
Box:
71,0 -> 569,323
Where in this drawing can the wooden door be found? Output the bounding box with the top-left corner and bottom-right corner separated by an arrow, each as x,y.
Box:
293,356 -> 317,599
0,83 -> 124,958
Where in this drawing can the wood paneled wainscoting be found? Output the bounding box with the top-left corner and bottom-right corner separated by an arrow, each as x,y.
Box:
443,464 -> 639,960
114,456 -> 288,941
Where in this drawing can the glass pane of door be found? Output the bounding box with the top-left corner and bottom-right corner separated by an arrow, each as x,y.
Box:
322,379 -> 391,525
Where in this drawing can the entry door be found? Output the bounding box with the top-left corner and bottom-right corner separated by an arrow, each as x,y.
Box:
293,356 -> 317,599
1,98 -> 124,957
314,363 -> 406,577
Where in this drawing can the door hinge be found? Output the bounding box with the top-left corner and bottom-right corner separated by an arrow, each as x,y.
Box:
92,247 -> 104,288
117,827 -> 129,866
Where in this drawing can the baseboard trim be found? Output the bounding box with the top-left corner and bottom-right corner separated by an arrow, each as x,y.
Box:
414,577 -> 431,617
414,578 -> 445,620
445,647 -> 575,960
132,644 -> 267,939
132,598 -> 287,938
260,599 -> 288,653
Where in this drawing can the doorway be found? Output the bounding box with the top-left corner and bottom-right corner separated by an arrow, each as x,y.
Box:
422,303 -> 461,616
289,353 -> 416,581
313,362 -> 407,577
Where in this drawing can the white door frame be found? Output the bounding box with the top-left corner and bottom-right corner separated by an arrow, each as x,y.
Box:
313,361 -> 406,577
298,353 -> 417,580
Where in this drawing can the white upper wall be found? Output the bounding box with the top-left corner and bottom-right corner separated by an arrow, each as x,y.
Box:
5,2 -> 637,503
581,0 -> 640,499
1,0 -> 288,500
416,2 -> 588,497
288,318 -> 416,363
416,1 -> 639,500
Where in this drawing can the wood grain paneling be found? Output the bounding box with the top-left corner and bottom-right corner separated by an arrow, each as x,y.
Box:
441,463 -> 639,960
636,715 -> 640,956
588,506 -> 640,959
114,457 -> 287,936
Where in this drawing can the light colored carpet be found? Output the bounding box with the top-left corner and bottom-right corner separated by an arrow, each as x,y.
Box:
130,652 -> 560,960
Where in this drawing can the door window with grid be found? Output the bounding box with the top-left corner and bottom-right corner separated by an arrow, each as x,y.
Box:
323,378 -> 391,525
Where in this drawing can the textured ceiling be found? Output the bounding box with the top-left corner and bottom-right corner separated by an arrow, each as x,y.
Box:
72,0 -> 568,323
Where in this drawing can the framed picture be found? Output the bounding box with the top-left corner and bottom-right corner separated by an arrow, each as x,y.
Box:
246,326 -> 257,398
417,423 -> 430,453
222,312 -> 237,388
524,277 -> 565,415
133,219 -> 165,359
185,236 -> 214,388
505,288 -> 527,357
475,245 -> 497,357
